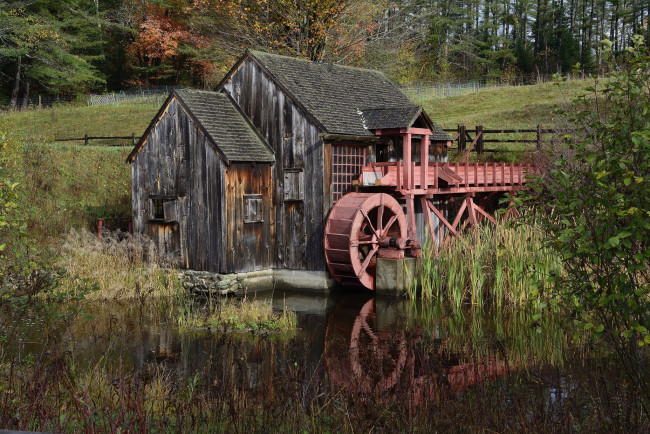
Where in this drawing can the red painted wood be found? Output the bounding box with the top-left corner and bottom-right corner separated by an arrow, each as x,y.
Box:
324,192 -> 407,290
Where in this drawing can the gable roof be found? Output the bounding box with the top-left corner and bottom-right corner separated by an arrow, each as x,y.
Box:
127,89 -> 274,164
360,106 -> 423,131
229,50 -> 427,137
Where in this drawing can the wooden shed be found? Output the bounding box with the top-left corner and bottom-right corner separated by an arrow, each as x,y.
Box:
129,50 -> 452,279
127,90 -> 275,273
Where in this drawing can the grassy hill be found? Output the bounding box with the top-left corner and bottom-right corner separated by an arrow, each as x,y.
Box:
415,78 -> 590,129
5,103 -> 159,144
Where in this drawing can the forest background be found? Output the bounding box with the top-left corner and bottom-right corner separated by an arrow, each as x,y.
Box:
1,0 -> 649,107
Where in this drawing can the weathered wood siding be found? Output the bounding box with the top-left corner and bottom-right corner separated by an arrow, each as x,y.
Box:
223,58 -> 327,271
132,97 -> 226,272
132,97 -> 274,274
224,164 -> 274,273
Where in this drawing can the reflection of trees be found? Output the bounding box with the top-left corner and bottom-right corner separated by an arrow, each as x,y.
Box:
324,297 -> 508,407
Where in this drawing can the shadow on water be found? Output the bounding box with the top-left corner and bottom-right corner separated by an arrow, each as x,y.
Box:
1,291 -> 648,431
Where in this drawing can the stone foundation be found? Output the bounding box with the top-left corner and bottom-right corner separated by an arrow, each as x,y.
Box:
178,269 -> 336,297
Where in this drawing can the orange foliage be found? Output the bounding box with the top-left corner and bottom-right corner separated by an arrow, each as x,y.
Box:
126,3 -> 214,84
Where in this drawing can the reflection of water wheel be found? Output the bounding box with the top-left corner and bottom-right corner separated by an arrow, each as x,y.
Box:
324,298 -> 409,394
324,193 -> 407,290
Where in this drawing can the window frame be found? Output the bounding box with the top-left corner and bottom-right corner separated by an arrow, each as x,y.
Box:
243,194 -> 264,224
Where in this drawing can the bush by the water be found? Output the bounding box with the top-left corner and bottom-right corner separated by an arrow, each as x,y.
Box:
56,229 -> 181,300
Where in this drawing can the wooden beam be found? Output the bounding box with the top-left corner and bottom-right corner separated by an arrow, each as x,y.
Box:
472,201 -> 497,224
451,199 -> 468,231
406,193 -> 417,241
421,134 -> 429,189
427,200 -> 461,238
403,132 -> 411,190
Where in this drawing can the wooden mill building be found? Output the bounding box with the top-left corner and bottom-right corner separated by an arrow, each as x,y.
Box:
128,50 -> 452,277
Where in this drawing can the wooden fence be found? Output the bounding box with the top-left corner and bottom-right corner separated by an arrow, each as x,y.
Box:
443,125 -> 572,154
54,133 -> 141,146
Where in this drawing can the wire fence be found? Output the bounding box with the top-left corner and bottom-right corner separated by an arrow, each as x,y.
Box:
87,86 -> 188,107
2,72 -> 598,111
400,73 -> 594,100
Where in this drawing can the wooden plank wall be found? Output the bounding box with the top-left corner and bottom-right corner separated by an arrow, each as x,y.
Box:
132,98 -> 227,272
224,59 -> 327,272
224,164 -> 274,273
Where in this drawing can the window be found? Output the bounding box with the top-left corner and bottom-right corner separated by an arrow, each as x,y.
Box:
244,194 -> 263,223
152,198 -> 164,219
284,169 -> 304,201
332,145 -> 366,202
149,195 -> 177,222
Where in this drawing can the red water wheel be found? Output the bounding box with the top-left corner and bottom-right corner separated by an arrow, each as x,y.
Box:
324,192 -> 407,290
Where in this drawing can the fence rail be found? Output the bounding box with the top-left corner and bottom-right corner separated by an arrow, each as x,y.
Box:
54,133 -> 140,146
444,125 -> 574,154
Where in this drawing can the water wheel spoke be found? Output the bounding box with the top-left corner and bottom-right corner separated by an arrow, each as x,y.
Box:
376,203 -> 385,236
381,215 -> 398,237
357,245 -> 379,277
361,320 -> 378,342
361,209 -> 379,237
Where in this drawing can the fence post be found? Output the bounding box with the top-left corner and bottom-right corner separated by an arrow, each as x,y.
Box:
38,95 -> 41,109
84,133 -> 89,146
476,125 -> 484,154
132,133 -> 137,146
458,125 -> 466,151
536,124 -> 542,150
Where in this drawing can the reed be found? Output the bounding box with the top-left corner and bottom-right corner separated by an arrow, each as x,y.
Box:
419,221 -> 562,306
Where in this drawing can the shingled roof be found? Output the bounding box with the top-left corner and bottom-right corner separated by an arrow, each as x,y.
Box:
246,50 -> 428,137
128,89 -> 274,164
430,121 -> 452,142
360,106 -> 423,130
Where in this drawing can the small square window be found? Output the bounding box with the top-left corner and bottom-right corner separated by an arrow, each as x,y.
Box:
244,194 -> 263,223
149,195 -> 177,222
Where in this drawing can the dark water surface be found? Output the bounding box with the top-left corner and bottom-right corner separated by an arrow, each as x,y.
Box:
2,291 -> 645,430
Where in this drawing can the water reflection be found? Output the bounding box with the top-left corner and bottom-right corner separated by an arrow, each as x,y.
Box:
324,296 -> 509,406
4,292 -> 567,401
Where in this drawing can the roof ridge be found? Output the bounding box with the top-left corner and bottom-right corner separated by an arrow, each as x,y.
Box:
248,49 -> 390,76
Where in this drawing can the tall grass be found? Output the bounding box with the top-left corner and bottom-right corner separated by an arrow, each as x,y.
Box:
56,229 -> 182,300
178,296 -> 297,334
417,221 -> 562,307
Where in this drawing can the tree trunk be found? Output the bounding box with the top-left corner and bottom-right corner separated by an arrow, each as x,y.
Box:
10,55 -> 22,110
21,78 -> 31,110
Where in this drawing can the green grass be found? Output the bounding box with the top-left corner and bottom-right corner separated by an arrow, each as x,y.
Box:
415,78 -> 592,129
178,297 -> 298,334
3,103 -> 159,143
17,142 -> 132,243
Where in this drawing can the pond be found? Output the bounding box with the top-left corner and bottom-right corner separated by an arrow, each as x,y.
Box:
1,291 -> 647,432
